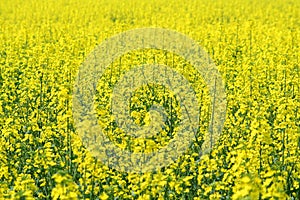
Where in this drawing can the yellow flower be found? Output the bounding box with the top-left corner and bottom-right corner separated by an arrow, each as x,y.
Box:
100,192 -> 109,200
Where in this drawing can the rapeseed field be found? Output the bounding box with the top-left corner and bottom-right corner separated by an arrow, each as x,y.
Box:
0,0 -> 299,199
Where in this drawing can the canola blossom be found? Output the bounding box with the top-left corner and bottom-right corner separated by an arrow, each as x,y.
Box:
0,0 -> 299,199
73,28 -> 226,173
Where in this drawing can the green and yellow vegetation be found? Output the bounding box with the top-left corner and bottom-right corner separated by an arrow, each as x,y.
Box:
0,0 -> 299,199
